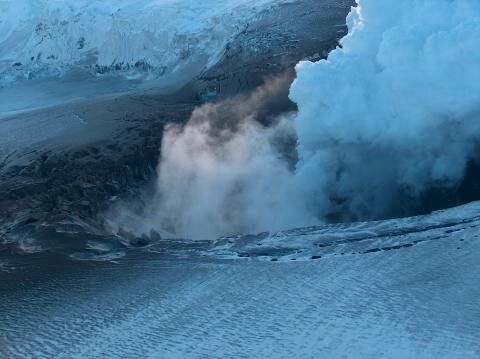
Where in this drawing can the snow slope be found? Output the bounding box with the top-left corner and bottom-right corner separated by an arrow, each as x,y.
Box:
1,201 -> 480,358
0,0 -> 293,84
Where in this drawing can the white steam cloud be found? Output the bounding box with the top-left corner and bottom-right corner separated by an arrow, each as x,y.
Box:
291,0 -> 480,219
128,77 -> 315,239
111,0 -> 480,239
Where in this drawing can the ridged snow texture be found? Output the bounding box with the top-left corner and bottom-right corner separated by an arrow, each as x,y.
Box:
0,0 -> 291,82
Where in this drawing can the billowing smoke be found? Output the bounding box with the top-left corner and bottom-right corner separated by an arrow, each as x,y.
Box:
291,0 -> 480,220
110,0 -> 480,239
120,76 -> 316,239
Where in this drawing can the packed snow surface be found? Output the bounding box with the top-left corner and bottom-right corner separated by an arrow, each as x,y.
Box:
1,201 -> 480,358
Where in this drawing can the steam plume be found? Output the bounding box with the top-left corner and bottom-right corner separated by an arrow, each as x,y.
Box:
139,76 -> 314,238
110,0 -> 480,239
291,0 -> 480,219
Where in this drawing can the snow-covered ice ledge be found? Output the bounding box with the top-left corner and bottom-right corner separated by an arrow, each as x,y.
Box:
0,0 -> 296,114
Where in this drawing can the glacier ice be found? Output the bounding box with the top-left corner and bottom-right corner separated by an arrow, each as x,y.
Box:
0,0 -> 292,84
